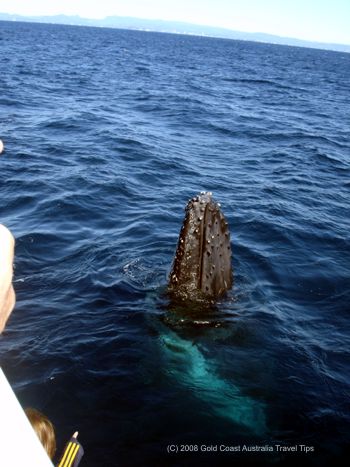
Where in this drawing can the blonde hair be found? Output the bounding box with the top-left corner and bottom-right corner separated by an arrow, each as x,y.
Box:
25,408 -> 56,460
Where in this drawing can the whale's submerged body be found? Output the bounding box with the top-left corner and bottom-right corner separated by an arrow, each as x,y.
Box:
168,192 -> 233,302
160,328 -> 267,436
162,192 -> 267,435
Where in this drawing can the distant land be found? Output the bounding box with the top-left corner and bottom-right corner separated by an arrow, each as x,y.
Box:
1,12 -> 350,53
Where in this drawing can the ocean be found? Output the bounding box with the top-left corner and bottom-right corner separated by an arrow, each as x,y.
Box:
0,21 -> 349,466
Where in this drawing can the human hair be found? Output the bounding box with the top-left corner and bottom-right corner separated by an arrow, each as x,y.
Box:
25,408 -> 56,460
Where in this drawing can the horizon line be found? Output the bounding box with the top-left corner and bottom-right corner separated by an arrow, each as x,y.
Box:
1,12 -> 349,51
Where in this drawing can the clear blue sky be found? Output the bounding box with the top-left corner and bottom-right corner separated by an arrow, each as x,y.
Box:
1,0 -> 349,45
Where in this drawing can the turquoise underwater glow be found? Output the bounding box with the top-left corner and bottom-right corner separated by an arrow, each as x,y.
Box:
161,328 -> 267,436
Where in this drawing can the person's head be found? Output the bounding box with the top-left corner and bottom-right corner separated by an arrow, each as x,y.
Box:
25,408 -> 56,460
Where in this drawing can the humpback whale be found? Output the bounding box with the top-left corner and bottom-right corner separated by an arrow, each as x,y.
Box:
155,192 -> 267,435
168,191 -> 233,302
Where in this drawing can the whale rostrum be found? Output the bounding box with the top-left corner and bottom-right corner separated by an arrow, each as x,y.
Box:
164,194 -> 268,435
168,192 -> 233,302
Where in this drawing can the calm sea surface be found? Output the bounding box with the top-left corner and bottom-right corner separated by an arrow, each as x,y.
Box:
0,21 -> 349,466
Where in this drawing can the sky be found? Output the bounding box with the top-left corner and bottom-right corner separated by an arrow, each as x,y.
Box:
1,0 -> 349,45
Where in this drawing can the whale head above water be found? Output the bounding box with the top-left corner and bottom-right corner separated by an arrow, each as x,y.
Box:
168,192 -> 233,303
164,195 -> 268,436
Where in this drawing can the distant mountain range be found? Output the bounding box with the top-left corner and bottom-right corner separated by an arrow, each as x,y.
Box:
1,12 -> 349,53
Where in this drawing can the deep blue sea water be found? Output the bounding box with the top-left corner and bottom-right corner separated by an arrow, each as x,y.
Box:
0,21 -> 349,466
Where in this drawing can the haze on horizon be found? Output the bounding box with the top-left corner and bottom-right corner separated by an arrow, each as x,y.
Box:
1,0 -> 349,46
